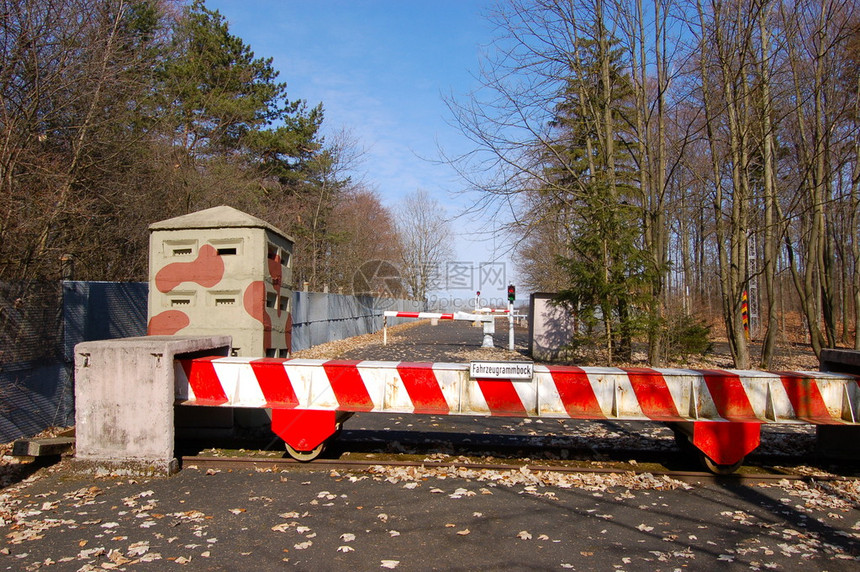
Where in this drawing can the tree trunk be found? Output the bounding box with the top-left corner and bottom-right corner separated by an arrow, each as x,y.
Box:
759,2 -> 779,369
698,0 -> 750,368
852,75 -> 860,349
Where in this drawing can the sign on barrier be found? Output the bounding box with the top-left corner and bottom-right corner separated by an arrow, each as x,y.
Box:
470,361 -> 534,380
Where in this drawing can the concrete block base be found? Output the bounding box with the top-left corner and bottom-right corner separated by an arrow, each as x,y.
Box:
74,335 -> 230,475
71,457 -> 180,477
13,437 -> 76,457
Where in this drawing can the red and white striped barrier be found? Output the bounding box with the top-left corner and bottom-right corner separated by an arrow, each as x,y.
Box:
177,358 -> 858,424
175,358 -> 859,466
475,308 -> 510,314
382,310 -> 509,318
383,311 -> 456,320
382,310 -> 498,347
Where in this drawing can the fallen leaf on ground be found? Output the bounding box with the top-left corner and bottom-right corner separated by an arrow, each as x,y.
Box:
107,549 -> 131,565
127,541 -> 149,556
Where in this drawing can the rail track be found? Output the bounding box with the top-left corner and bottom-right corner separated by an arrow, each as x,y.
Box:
177,432 -> 859,486
179,453 -> 839,485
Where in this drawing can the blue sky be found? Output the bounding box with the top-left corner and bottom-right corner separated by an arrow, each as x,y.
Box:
205,0 -> 520,307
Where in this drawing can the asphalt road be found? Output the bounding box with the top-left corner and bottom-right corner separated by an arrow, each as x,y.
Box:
2,460 -> 858,570
1,321 -> 858,570
346,319 -> 530,362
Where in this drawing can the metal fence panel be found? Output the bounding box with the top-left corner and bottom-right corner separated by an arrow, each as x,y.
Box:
63,281 -> 148,361
0,281 -> 66,442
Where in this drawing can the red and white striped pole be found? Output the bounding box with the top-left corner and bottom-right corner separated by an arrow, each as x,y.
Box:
382,310 -> 497,347
382,311 -> 457,345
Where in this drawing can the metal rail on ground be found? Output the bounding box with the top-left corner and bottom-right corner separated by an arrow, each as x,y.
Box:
177,452 -> 849,486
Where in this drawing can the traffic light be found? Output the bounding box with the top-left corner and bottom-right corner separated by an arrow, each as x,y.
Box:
507,284 -> 516,303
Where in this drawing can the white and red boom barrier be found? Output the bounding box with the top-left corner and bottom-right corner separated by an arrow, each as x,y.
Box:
383,311 -> 457,320
382,310 -> 500,347
176,357 -> 860,467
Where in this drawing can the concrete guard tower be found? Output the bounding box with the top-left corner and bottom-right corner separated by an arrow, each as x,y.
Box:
147,206 -> 294,358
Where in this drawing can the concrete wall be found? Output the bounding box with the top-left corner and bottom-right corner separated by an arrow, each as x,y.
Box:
528,293 -> 577,361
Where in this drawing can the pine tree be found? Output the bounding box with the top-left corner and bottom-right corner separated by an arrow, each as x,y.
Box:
157,0 -> 322,172
546,23 -> 651,364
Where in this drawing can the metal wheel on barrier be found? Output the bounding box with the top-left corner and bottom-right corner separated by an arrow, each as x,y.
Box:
699,451 -> 744,475
286,442 -> 325,462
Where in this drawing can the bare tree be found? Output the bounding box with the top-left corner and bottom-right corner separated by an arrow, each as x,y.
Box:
328,187 -> 401,293
757,0 -> 779,368
777,0 -> 857,357
852,71 -> 860,350
447,0 -> 691,364
0,0 -> 166,280
261,127 -> 368,292
396,189 -> 454,303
